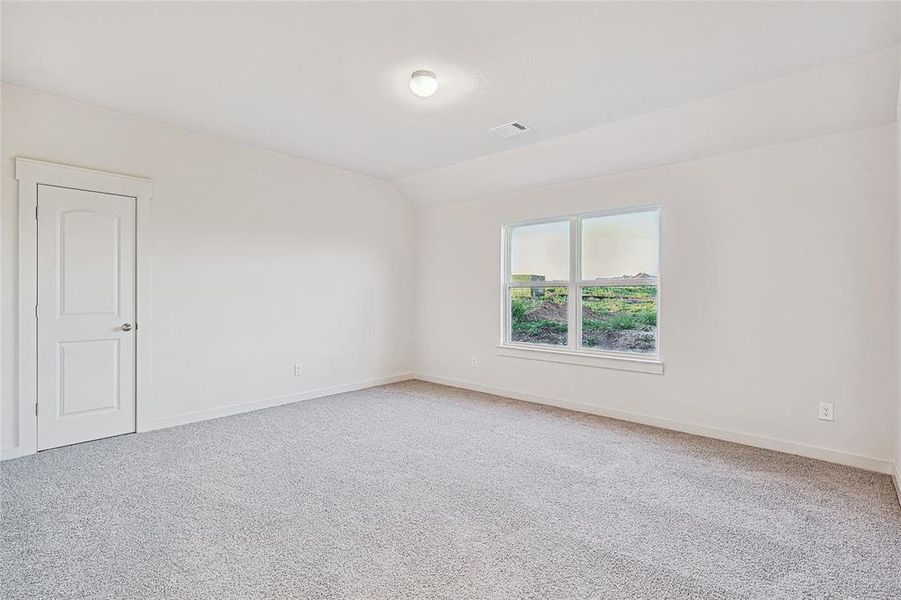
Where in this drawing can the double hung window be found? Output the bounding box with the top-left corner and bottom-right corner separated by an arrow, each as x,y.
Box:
502,207 -> 660,358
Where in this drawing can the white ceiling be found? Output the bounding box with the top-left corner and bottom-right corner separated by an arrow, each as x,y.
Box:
2,1 -> 899,184
396,47 -> 900,207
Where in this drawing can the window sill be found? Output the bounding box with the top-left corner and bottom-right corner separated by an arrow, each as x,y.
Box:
496,344 -> 664,375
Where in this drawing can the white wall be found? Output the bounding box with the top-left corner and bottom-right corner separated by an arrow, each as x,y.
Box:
414,124 -> 898,472
894,45 -> 901,488
1,85 -> 415,456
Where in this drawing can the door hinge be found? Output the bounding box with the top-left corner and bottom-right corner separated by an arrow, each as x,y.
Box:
35,403 -> 38,416
35,305 -> 38,318
35,205 -> 38,220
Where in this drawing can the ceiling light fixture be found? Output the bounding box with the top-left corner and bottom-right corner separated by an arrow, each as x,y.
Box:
409,69 -> 438,98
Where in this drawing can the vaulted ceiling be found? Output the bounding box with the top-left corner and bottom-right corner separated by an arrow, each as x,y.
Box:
3,1 -> 899,204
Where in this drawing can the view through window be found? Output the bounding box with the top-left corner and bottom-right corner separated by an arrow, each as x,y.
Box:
504,208 -> 659,356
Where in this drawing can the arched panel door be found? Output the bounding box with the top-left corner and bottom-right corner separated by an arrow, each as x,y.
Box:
36,184 -> 136,450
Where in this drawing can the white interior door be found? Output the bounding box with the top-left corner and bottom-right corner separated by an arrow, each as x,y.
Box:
36,184 -> 137,450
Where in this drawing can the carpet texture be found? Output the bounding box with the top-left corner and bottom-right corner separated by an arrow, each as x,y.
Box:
2,380 -> 900,599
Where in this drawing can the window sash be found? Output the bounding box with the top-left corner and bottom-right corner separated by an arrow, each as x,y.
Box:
502,208 -> 660,358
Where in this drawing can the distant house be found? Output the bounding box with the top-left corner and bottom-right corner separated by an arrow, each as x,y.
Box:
511,274 -> 546,297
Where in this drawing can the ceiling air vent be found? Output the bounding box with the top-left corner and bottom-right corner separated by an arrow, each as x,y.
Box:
490,121 -> 531,139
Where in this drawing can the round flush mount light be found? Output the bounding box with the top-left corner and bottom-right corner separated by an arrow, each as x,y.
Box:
409,69 -> 438,98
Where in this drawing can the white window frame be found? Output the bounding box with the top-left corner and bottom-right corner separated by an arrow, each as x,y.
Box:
498,205 -> 663,375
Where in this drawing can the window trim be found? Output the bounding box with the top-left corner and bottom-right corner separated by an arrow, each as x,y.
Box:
499,205 -> 662,370
496,344 -> 664,375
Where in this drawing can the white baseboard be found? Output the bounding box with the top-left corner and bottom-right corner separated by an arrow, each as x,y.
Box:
140,372 -> 413,432
1,373 -> 413,460
1,445 -> 33,461
414,373 -> 893,475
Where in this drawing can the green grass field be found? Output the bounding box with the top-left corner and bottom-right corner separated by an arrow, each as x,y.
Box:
511,286 -> 657,352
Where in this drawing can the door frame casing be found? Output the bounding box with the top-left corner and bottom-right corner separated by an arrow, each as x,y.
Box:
13,158 -> 153,458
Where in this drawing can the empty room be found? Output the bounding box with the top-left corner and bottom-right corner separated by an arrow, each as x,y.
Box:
1,1 -> 900,598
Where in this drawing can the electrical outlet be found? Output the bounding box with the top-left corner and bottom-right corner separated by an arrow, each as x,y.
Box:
471,356 -> 478,368
818,402 -> 834,421
294,363 -> 303,376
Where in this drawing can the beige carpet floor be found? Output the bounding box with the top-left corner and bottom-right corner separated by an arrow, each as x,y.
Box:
2,380 -> 900,599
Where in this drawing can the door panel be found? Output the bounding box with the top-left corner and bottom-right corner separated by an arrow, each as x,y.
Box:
60,210 -> 121,315
59,339 -> 121,416
37,184 -> 136,450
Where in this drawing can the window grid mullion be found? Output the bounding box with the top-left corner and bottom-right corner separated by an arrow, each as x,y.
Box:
507,281 -> 570,288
